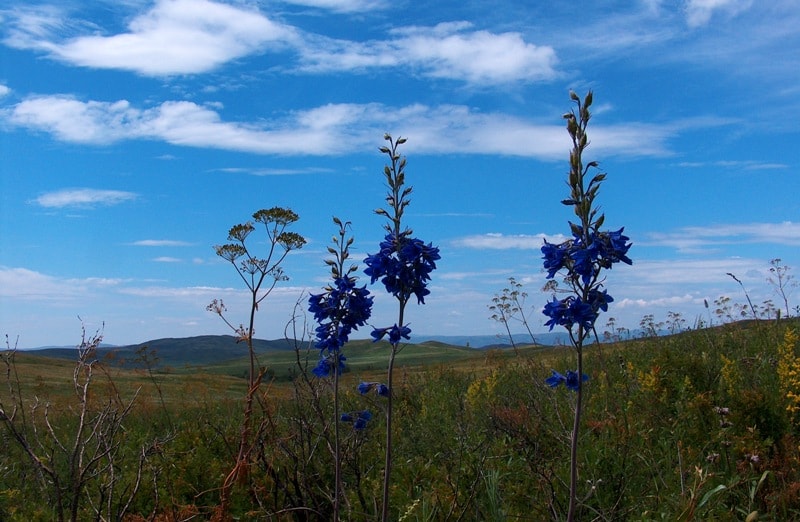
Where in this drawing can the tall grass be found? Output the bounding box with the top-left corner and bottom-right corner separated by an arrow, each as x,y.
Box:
3,316 -> 800,520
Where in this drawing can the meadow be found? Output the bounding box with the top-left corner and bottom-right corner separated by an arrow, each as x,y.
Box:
2,314 -> 800,521
3,94 -> 798,521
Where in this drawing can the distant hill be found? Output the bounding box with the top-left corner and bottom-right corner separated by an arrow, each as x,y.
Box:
412,332 -> 571,348
29,335 -> 298,369
24,333 -> 573,370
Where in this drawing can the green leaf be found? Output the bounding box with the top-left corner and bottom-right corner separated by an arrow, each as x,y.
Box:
697,484 -> 727,508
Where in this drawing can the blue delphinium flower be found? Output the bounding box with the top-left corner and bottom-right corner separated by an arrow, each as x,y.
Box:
540,92 -> 633,521
340,410 -> 373,430
546,369 -> 589,392
542,240 -> 569,279
312,353 -> 347,378
366,135 -> 441,522
309,218 -> 374,519
542,295 -> 597,332
309,276 -> 373,353
370,324 -> 412,344
364,233 -> 441,305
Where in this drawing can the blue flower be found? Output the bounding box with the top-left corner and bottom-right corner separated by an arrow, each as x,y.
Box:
371,324 -> 412,345
605,228 -> 633,266
543,296 -> 597,331
308,276 -> 373,378
341,410 -> 373,430
312,353 -> 347,378
358,381 -> 390,397
364,233 -> 440,304
546,369 -> 589,391
542,241 -> 569,279
570,237 -> 600,285
588,288 -> 614,313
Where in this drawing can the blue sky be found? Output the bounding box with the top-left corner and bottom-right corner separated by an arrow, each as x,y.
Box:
1,0 -> 799,348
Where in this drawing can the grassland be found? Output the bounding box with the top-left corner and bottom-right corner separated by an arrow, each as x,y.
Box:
3,318 -> 800,520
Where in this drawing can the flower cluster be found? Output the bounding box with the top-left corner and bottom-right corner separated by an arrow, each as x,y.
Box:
545,370 -> 589,392
340,410 -> 373,431
364,233 -> 441,305
542,227 -> 632,285
541,229 -> 630,333
371,324 -> 411,344
309,276 -> 373,352
311,353 -> 347,378
308,276 -> 373,377
542,289 -> 614,332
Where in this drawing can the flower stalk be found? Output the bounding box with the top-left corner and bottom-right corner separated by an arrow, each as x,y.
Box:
364,135 -> 440,521
540,92 -> 632,520
308,217 -> 374,519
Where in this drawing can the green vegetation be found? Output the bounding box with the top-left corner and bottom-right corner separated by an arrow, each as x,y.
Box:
3,318 -> 800,520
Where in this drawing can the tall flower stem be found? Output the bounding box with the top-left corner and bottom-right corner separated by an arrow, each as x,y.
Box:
540,92 -> 632,521
380,135 -> 408,522
381,304 -> 403,522
364,134 -> 440,522
569,330 -> 584,520
333,349 -> 342,519
308,217 -> 374,520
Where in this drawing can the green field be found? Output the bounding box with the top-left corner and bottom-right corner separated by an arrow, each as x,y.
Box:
3,319 -> 800,520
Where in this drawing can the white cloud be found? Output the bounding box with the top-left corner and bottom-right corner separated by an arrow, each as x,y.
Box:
32,188 -> 138,208
677,160 -> 788,170
7,95 -> 681,158
153,257 -> 182,263
4,3 -> 553,85
0,266 -> 125,301
619,258 -> 765,286
0,84 -> 10,97
215,166 -> 334,176
616,293 -> 703,309
685,0 -> 753,28
132,239 -> 193,247
281,0 -> 388,13
299,21 -> 558,84
647,222 -> 800,252
4,0 -> 297,76
452,233 -> 569,250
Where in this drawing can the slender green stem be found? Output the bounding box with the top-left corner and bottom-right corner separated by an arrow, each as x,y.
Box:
334,351 -> 342,521
381,301 -> 404,522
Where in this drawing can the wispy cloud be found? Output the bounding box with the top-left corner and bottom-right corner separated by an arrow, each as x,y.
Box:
132,239 -> 193,247
452,232 -> 569,250
153,256 -> 182,263
685,0 -> 753,28
0,266 -> 126,301
214,166 -> 335,176
0,84 -> 10,97
616,293 -> 705,310
6,95 -> 683,158
281,0 -> 389,13
299,21 -> 558,84
2,2 -> 556,85
620,258 -> 763,286
32,188 -> 137,208
647,222 -> 800,252
676,160 -> 788,170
